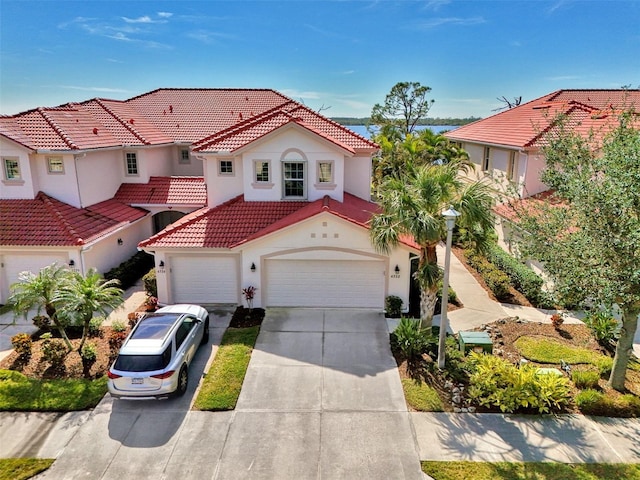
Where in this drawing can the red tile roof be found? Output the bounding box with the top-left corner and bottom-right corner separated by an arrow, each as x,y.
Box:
139,193 -> 417,250
1,88 -> 377,153
114,176 -> 207,206
446,89 -> 640,149
0,193 -> 148,246
493,190 -> 565,223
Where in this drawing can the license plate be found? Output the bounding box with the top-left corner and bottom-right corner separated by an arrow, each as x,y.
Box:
132,378 -> 144,384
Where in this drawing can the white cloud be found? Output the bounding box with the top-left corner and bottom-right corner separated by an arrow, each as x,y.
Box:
122,16 -> 154,24
424,0 -> 451,11
158,12 -> 173,18
187,30 -> 237,44
280,89 -> 322,100
415,16 -> 485,29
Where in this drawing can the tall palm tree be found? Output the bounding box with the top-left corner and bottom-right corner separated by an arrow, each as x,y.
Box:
370,160 -> 494,328
9,263 -> 74,351
55,269 -> 124,353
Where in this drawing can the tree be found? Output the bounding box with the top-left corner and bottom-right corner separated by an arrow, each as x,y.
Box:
9,263 -> 74,351
55,268 -> 124,353
370,82 -> 435,138
370,160 -> 495,327
511,111 -> 640,391
493,95 -> 522,112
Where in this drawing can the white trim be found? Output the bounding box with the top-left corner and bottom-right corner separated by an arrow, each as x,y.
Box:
218,158 -> 235,176
47,156 -> 65,174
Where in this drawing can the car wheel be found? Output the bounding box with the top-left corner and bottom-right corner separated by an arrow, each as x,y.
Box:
201,316 -> 210,345
175,366 -> 188,396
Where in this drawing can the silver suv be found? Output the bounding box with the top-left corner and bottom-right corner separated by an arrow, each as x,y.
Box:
107,304 -> 209,399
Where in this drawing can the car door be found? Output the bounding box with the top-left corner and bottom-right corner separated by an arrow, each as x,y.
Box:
175,316 -> 199,365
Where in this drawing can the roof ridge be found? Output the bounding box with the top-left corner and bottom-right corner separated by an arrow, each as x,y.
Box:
93,98 -> 149,145
36,108 -> 79,150
37,192 -> 84,245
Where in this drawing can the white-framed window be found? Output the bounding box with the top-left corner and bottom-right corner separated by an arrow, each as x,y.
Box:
125,152 -> 138,176
3,157 -> 21,180
218,159 -> 234,175
179,149 -> 190,164
47,156 -> 64,174
482,146 -> 491,172
254,160 -> 270,183
507,151 -> 516,181
317,161 -> 333,183
283,161 -> 306,198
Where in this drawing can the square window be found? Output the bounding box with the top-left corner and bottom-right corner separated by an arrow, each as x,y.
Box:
283,161 -> 305,198
179,149 -> 190,164
255,161 -> 270,182
125,152 -> 138,175
219,160 -> 233,175
318,161 -> 333,183
3,157 -> 21,180
47,156 -> 64,174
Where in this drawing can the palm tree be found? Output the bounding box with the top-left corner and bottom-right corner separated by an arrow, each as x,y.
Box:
370,160 -> 494,328
9,263 -> 74,351
55,269 -> 124,353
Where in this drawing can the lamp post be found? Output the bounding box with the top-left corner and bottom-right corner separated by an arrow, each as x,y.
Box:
438,206 -> 460,369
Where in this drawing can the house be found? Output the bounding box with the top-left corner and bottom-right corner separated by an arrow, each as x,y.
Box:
444,89 -> 640,251
1,89 -> 418,309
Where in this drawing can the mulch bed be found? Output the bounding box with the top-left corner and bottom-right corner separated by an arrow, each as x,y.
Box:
229,307 -> 265,328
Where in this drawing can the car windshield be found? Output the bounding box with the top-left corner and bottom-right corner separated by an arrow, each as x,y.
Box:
114,345 -> 172,372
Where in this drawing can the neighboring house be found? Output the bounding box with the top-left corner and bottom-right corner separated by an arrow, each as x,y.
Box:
1,89 -> 418,309
445,89 -> 640,251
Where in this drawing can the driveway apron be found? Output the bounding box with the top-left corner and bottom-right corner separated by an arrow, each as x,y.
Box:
219,308 -> 423,480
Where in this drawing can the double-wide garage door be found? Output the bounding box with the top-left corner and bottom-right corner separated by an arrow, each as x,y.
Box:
265,259 -> 385,308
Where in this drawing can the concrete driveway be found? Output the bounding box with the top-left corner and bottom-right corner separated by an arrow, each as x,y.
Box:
26,308 -> 422,480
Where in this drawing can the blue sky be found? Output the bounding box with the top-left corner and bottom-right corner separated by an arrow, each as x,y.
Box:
1,1 -> 638,118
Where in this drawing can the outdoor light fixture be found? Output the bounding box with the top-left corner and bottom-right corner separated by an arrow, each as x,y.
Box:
437,206 -> 461,369
251,262 -> 256,272
394,265 -> 400,274
68,259 -> 75,267
159,261 -> 165,268
117,238 -> 123,245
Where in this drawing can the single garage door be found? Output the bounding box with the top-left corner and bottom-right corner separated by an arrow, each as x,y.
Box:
2,254 -> 68,303
171,256 -> 238,304
265,259 -> 385,308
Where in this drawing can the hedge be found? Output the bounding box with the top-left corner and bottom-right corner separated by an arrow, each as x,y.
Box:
464,248 -> 511,301
104,251 -> 154,290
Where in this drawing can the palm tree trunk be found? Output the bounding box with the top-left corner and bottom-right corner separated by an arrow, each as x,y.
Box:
419,288 -> 437,329
608,304 -> 639,391
45,304 -> 73,352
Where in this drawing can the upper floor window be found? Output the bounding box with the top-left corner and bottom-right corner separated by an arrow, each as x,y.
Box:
47,156 -> 64,174
179,149 -> 190,164
2,157 -> 21,180
317,161 -> 333,183
254,160 -> 270,183
218,159 -> 234,175
507,151 -> 516,181
125,152 -> 138,176
482,147 -> 491,172
283,161 -> 305,198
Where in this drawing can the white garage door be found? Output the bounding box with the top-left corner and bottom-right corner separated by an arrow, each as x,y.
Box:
171,256 -> 238,304
2,254 -> 68,303
265,259 -> 385,308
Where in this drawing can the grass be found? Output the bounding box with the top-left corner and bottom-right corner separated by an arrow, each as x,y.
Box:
401,378 -> 444,411
193,326 -> 260,411
514,336 -> 610,366
0,458 -> 54,480
421,461 -> 640,480
0,370 -> 107,411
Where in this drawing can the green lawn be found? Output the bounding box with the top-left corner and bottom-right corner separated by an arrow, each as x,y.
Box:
0,370 -> 107,411
193,326 -> 260,410
401,378 -> 444,411
422,461 -> 640,480
0,458 -> 54,480
515,336 -> 611,367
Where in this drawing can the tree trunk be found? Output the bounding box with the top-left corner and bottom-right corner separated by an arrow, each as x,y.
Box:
45,303 -> 73,352
420,287 -> 437,329
608,305 -> 639,391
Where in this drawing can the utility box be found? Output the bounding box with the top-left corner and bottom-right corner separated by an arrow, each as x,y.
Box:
458,331 -> 493,354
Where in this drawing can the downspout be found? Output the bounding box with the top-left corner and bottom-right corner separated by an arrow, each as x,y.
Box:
73,153 -> 86,207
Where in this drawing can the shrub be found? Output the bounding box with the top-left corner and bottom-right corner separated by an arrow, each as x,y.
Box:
111,320 -> 126,332
32,315 -> 51,331
583,310 -> 620,346
40,333 -> 68,369
104,251 -> 153,290
575,389 -> 604,412
11,333 -> 32,359
467,352 -> 570,413
88,316 -> 104,337
108,320 -> 128,354
550,313 -> 564,329
81,342 -> 98,377
571,368 -> 601,389
464,249 -> 511,301
390,318 -> 433,361
385,295 -> 403,318
142,267 -> 157,297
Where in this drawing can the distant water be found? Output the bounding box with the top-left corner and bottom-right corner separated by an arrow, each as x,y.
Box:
345,125 -> 458,139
